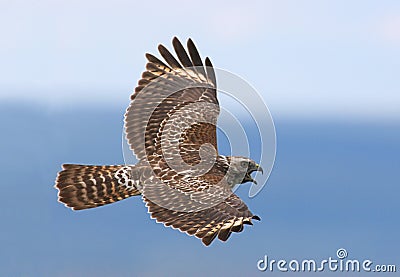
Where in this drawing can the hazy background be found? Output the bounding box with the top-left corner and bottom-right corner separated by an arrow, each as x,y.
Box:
0,0 -> 399,276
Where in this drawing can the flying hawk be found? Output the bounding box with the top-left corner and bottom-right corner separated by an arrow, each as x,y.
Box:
55,37 -> 263,246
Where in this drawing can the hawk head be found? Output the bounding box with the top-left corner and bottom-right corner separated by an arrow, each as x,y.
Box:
220,156 -> 263,186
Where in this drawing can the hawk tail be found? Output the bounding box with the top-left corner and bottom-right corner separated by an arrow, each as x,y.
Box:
55,164 -> 141,210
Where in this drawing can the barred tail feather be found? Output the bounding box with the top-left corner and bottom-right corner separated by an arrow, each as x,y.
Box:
55,164 -> 141,210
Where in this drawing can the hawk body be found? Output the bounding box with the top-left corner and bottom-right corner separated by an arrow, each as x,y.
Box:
55,37 -> 263,246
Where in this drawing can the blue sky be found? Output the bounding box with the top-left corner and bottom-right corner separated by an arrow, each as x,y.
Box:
1,0 -> 399,120
0,1 -> 399,276
1,106 -> 399,276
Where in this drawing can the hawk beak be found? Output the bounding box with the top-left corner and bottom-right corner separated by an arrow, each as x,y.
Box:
256,164 -> 264,174
246,173 -> 257,185
242,164 -> 263,185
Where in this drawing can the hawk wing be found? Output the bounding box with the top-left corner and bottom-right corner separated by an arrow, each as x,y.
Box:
144,192 -> 260,246
125,38 -> 259,245
125,37 -> 218,167
125,37 -> 226,203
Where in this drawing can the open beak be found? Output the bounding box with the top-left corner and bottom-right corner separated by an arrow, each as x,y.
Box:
242,164 -> 264,185
244,173 -> 257,185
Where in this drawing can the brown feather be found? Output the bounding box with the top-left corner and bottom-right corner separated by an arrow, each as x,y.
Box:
55,164 -> 142,210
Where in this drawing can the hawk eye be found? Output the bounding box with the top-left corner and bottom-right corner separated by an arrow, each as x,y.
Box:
241,161 -> 248,168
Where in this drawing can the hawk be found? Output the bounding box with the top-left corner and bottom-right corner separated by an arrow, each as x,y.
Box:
55,37 -> 263,246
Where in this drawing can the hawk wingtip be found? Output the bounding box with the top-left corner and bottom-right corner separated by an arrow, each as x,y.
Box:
252,215 -> 261,221
157,44 -> 166,52
172,36 -> 180,43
